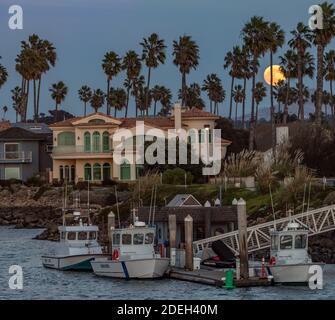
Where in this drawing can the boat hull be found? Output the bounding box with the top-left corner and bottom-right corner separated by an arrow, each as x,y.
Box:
41,254 -> 109,271
91,258 -> 170,279
268,263 -> 325,284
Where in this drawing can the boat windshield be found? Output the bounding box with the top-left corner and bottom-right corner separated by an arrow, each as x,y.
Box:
271,235 -> 279,250
280,235 -> 293,249
295,234 -> 307,249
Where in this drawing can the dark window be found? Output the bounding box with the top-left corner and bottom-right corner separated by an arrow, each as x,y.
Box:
113,233 -> 120,245
280,235 -> 293,249
89,232 -> 97,240
295,234 -> 307,249
133,233 -> 144,245
145,233 -> 154,244
122,234 -> 132,245
67,232 -> 76,240
78,232 -> 87,240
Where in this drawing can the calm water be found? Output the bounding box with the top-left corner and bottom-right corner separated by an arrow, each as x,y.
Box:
0,226 -> 334,300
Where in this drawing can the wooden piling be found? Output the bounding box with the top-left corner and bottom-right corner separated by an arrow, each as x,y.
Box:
184,214 -> 193,271
107,211 -> 115,253
237,198 -> 249,279
168,214 -> 177,266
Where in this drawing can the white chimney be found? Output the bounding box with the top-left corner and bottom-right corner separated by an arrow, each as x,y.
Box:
173,103 -> 182,130
276,126 -> 289,145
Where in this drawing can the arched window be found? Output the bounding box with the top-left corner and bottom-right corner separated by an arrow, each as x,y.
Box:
93,163 -> 101,181
58,132 -> 75,146
88,119 -> 106,124
70,165 -> 76,182
84,132 -> 91,152
92,132 -> 101,152
84,163 -> 92,181
103,131 -> 110,153
59,165 -> 64,180
103,163 -> 111,181
120,160 -> 131,180
64,165 -> 70,181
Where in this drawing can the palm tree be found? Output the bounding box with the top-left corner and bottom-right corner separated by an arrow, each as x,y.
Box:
288,23 -> 313,120
212,80 -> 225,115
2,105 -> 8,120
202,74 -> 220,113
173,35 -> 199,107
312,2 -> 335,125
273,80 -> 287,113
232,84 -> 245,127
325,50 -> 335,116
109,88 -> 127,117
242,16 -> 269,150
266,22 -> 285,152
140,33 -> 166,113
280,50 -> 298,124
224,46 -> 244,119
78,85 -> 92,116
137,86 -> 152,117
151,85 -> 163,116
11,86 -> 24,122
90,89 -> 105,113
122,50 -> 141,118
253,82 -> 267,123
322,90 -> 331,116
0,57 -> 8,91
49,81 -> 68,111
131,75 -> 145,117
158,87 -> 172,116
102,51 -> 122,115
178,83 -> 205,109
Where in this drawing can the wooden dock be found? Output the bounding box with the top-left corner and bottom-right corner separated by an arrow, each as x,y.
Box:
167,267 -> 273,288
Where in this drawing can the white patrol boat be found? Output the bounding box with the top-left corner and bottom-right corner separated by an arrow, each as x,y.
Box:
90,213 -> 170,279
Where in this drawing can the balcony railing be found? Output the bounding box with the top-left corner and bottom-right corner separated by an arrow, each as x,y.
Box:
0,151 -> 32,163
53,145 -> 112,155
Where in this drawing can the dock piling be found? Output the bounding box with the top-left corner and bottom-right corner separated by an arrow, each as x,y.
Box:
168,214 -> 177,266
184,214 -> 193,271
237,198 -> 249,279
108,211 -> 115,253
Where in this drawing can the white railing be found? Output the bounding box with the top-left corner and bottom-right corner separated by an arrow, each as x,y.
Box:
0,151 -> 32,162
193,204 -> 335,255
53,145 -> 112,154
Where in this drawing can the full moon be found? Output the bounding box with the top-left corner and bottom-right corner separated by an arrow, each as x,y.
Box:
263,65 -> 285,86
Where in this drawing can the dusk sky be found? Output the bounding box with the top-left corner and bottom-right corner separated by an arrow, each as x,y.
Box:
0,0 -> 331,121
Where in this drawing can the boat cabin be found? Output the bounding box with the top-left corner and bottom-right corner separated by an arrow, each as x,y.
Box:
270,222 -> 310,265
111,222 -> 156,260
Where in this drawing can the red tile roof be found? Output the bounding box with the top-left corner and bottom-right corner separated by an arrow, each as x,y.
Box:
0,121 -> 11,132
180,107 -> 220,119
120,117 -> 176,128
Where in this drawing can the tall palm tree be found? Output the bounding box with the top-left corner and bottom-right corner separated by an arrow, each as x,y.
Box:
232,84 -> 245,127
90,89 -> 105,113
212,80 -> 225,115
140,33 -> 166,113
224,46 -> 244,119
274,80 -> 287,113
122,50 -> 141,118
202,74 -> 220,113
288,23 -> 313,120
312,2 -> 335,125
11,86 -> 24,122
49,81 -> 68,111
253,82 -> 267,123
325,50 -> 335,116
78,85 -> 92,116
0,57 -> 8,91
266,22 -> 285,152
102,51 -> 122,115
158,87 -> 173,116
242,16 -> 269,150
178,83 -> 205,109
280,50 -> 298,124
2,105 -> 8,120
173,35 -> 199,107
151,85 -> 163,116
109,88 -> 127,117
131,75 -> 145,117
322,90 -> 331,116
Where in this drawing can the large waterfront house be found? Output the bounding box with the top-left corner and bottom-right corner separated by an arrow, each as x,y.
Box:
0,123 -> 53,181
49,105 -> 231,183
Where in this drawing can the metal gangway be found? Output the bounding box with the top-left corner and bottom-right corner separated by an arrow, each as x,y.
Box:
193,204 -> 335,255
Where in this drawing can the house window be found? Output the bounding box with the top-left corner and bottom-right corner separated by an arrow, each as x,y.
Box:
204,125 -> 212,143
84,132 -> 91,152
103,131 -> 110,152
46,144 -> 53,153
93,163 -> 101,180
70,165 -> 76,182
136,164 -> 144,179
187,129 -> 197,144
84,163 -> 92,181
120,160 -> 131,180
103,163 -> 111,181
59,165 -> 64,180
58,132 -> 75,146
4,143 -> 19,159
198,129 -> 204,143
64,165 -> 70,181
88,119 -> 106,124
5,167 -> 20,180
92,132 -> 101,152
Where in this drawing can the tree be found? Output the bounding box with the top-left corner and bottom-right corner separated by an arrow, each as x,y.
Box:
11,86 -> 25,122
151,85 -> 163,116
178,83 -> 205,109
49,81 -> 68,112
202,74 -> 220,113
253,82 -> 267,124
140,33 -> 166,113
273,80 -> 287,113
90,89 -> 105,113
109,88 -> 127,117
173,35 -> 199,107
266,22 -> 285,153
158,87 -> 172,116
0,57 -> 8,91
288,23 -> 313,120
78,85 -> 92,116
122,50 -> 141,118
131,75 -> 145,117
312,2 -> 335,125
232,84 -> 245,127
102,51 -> 122,115
242,16 -> 269,150
2,105 -> 8,120
325,50 -> 335,116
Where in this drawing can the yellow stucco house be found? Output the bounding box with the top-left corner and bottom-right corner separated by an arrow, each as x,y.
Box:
49,105 -> 231,183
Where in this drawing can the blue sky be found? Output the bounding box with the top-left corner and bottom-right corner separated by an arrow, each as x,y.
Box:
0,0 -> 332,121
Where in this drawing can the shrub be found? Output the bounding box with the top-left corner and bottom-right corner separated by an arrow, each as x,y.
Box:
255,165 -> 278,194
162,167 -> 193,185
102,179 -> 117,187
26,175 -> 44,187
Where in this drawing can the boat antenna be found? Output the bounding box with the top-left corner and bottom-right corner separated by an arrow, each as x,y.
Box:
115,185 -> 121,228
306,181 -> 312,228
87,180 -> 91,225
269,184 -> 276,231
152,184 -> 157,225
148,185 -> 154,225
302,183 -> 306,214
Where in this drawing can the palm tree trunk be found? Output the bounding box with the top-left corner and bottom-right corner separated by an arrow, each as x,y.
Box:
249,56 -> 257,151
33,79 -> 37,122
330,80 -> 334,117
182,72 -> 186,107
270,51 -> 276,156
229,76 -> 234,119
315,44 -> 324,126
107,79 -> 110,115
84,102 -> 87,116
255,103 -> 259,125
242,77 -> 247,129
154,101 -> 157,116
146,67 -> 151,114
283,78 -> 290,125
210,100 -> 212,113
25,80 -> 30,122
235,102 -> 238,127
125,87 -> 130,118
297,44 -> 304,120
37,76 -> 41,118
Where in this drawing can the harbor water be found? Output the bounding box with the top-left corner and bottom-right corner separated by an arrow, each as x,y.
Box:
0,226 -> 334,300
